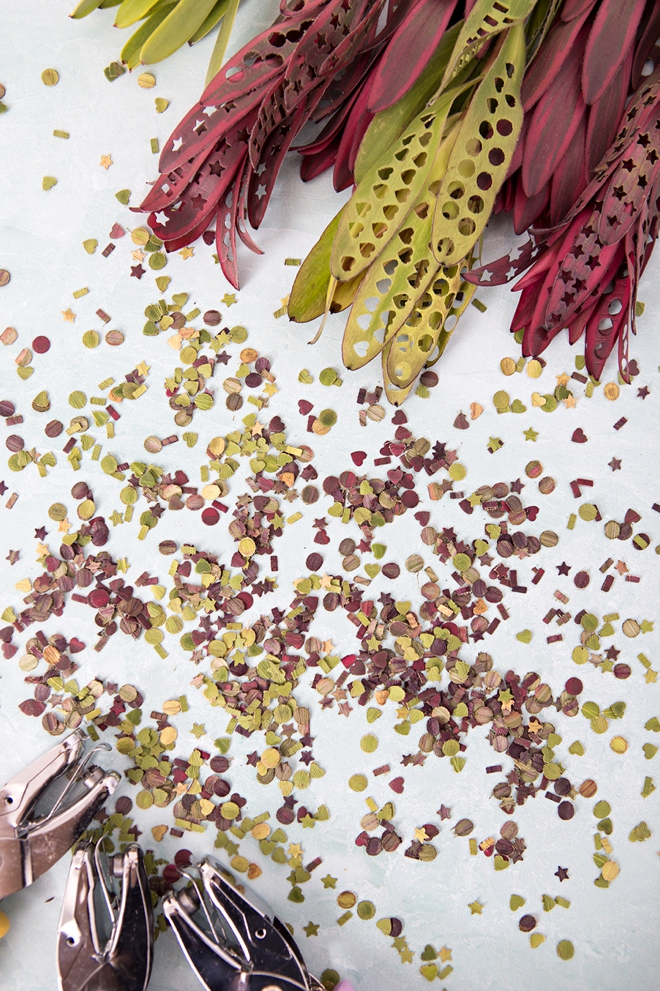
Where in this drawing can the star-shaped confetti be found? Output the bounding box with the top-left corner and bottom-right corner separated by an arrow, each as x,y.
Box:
557,562 -> 571,575
615,560 -> 628,575
34,526 -> 47,540
609,457 -> 622,471
399,948 -> 414,964
439,947 -> 452,963
646,669 -> 658,684
638,386 -> 650,399
179,246 -> 194,259
437,804 -> 451,820
190,723 -> 206,739
62,308 -> 76,322
523,426 -> 539,441
414,826 -> 429,842
563,394 -> 577,408
131,264 -> 145,279
303,922 -> 319,937
6,550 -> 19,565
321,874 -> 337,889
556,373 -> 570,386
100,154 -> 113,169
555,866 -> 570,882
221,293 -> 237,306
131,249 -> 146,262
487,436 -> 503,453
468,900 -> 483,915
0,481 -> 7,496
641,620 -> 654,633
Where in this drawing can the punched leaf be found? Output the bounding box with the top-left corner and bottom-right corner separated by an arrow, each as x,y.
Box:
441,0 -> 536,88
433,24 -> 525,267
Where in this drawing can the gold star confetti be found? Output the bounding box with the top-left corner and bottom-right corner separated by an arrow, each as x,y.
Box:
100,154 -> 113,169
321,874 -> 337,888
190,723 -> 206,738
131,249 -> 146,262
523,426 -> 539,441
303,922 -> 319,937
58,518 -> 71,533
414,826 -> 429,842
468,900 -> 484,915
439,947 -> 452,963
179,246 -> 194,259
564,394 -> 577,408
221,293 -> 237,306
288,843 -> 302,858
556,372 -> 570,386
62,308 -> 76,322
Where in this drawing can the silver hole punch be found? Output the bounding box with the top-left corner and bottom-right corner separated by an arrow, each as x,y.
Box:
0,729 -> 120,901
57,840 -> 154,991
164,855 -> 325,991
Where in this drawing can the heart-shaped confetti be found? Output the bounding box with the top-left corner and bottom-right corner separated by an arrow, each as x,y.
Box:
420,946 -> 437,962
510,895 -> 526,911
389,776 -> 404,794
454,412 -> 469,429
109,223 -> 125,239
420,965 -> 438,982
298,400 -> 313,415
391,410 -> 407,424
351,450 -> 366,466
526,506 -> 539,521
571,428 -> 587,443
364,564 -> 380,578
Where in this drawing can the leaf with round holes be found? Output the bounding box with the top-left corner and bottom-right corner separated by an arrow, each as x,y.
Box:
386,264 -> 476,387
433,23 -> 525,267
331,87 -> 458,282
441,0 -> 536,89
341,122 -> 460,369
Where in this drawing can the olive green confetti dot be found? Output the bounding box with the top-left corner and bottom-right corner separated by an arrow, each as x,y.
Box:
319,368 -> 338,386
82,330 -> 100,348
318,409 -> 337,427
42,68 -> 59,86
149,251 -> 167,269
320,970 -> 340,991
579,503 -> 598,521
449,462 -> 466,481
357,901 -> 375,920
556,940 -> 574,961
69,391 -> 87,409
349,774 -> 368,792
360,734 -> 378,753
594,800 -> 611,818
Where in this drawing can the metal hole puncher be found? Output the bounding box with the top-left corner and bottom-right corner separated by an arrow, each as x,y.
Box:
0,729 -> 120,902
163,855 -> 326,991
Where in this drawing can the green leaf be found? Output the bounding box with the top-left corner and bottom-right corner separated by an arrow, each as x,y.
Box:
288,207 -> 345,323
432,24 -> 526,267
331,88 -> 458,283
341,123 -> 459,370
70,0 -> 105,17
140,0 -> 217,64
441,0 -> 537,87
115,0 -> 163,29
203,0 -> 238,85
355,22 -> 462,183
120,2 -> 177,68
189,0 -> 230,44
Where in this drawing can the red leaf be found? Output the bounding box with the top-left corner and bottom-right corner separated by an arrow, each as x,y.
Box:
522,24 -> 589,198
632,1 -> 660,89
549,111 -> 587,226
513,179 -> 549,235
522,8 -> 593,112
581,0 -> 646,105
585,44 -> 633,178
368,0 -> 458,114
560,0 -> 597,20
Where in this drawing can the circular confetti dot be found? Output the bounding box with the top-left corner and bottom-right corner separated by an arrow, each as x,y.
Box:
349,774 -> 368,792
601,860 -> 619,881
603,382 -> 619,400
500,357 -> 516,375
594,800 -> 611,818
610,736 -> 628,754
201,507 -> 220,526
357,900 -> 375,920
526,359 -> 542,378
42,68 -> 59,86
32,335 -> 50,354
556,940 -> 574,961
82,330 -> 100,348
360,734 -> 378,753
565,677 -> 583,696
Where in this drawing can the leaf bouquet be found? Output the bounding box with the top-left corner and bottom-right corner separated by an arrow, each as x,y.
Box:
137,0 -> 660,400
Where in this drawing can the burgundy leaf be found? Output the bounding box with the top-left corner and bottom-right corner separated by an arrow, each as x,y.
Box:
567,296 -> 597,344
522,23 -> 589,198
522,8 -> 593,112
561,0 -> 598,20
514,179 -> 549,235
248,100 -> 310,230
368,0 -> 458,114
549,111 -> 587,226
581,0 -> 646,105
300,135 -> 341,180
466,239 -> 545,287
585,44 -> 633,178
632,0 -> 660,89
584,271 -> 630,379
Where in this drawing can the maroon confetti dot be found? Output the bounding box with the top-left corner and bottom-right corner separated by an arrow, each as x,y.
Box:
305,553 -> 323,571
573,570 -> 590,588
201,507 -> 220,526
32,336 -> 50,354
565,677 -> 583,696
558,801 -> 574,820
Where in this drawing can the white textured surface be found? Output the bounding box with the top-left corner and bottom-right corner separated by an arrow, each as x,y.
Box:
1,3 -> 660,990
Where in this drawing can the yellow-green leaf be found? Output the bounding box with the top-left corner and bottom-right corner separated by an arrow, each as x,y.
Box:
432,24 -> 525,267
140,0 -> 217,64
441,0 -> 536,87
